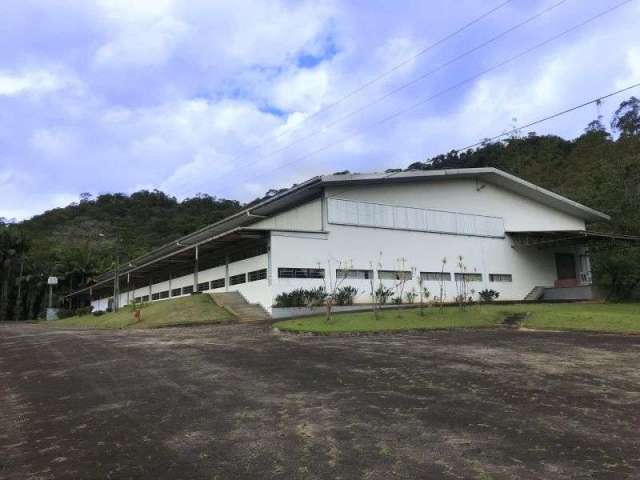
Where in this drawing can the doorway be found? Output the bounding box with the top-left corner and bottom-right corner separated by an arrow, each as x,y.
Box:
555,253 -> 577,280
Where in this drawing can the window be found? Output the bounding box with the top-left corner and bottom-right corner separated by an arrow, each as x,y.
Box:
159,290 -> 169,299
134,297 -> 141,303
171,288 -> 182,297
141,295 -> 149,302
278,268 -> 325,279
327,198 -> 505,238
151,293 -> 160,301
489,273 -> 512,283
336,269 -> 373,280
230,273 -> 246,285
454,273 -> 483,282
197,281 -> 210,292
378,270 -> 412,280
421,271 -> 451,282
182,285 -> 194,294
248,269 -> 267,282
211,278 -> 225,289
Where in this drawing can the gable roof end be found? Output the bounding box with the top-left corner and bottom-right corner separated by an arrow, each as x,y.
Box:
319,168 -> 610,222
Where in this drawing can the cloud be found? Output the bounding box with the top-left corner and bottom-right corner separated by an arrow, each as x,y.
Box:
270,66 -> 331,113
0,70 -> 72,96
1,0 -> 639,220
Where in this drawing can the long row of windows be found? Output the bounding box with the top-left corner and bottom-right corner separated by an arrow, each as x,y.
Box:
278,268 -> 513,283
132,268 -> 268,303
278,268 -> 325,279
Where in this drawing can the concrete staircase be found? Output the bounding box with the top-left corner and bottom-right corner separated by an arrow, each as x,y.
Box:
210,292 -> 271,323
523,286 -> 545,301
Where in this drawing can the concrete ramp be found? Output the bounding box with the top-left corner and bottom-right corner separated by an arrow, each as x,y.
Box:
210,292 -> 271,322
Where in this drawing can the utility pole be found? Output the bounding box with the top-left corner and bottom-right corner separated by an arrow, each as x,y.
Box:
113,231 -> 121,312
15,257 -> 24,321
46,276 -> 58,320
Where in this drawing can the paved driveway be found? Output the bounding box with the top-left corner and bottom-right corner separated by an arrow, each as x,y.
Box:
1,323 -> 639,479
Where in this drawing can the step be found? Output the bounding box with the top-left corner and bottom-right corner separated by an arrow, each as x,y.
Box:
210,292 -> 271,322
524,286 -> 545,301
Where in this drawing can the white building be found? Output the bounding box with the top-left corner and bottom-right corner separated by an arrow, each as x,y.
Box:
73,168 -> 610,316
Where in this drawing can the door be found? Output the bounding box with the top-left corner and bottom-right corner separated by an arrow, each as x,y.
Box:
555,253 -> 576,279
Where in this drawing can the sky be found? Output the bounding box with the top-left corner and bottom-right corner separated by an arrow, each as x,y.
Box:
1,0 -> 639,221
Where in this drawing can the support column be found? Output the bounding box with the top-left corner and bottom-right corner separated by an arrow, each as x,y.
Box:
225,253 -> 230,292
168,271 -> 173,297
126,273 -> 130,306
148,278 -> 152,302
267,236 -> 272,286
193,245 -> 199,293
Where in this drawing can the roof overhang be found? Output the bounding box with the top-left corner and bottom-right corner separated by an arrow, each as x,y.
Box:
509,230 -> 640,248
68,228 -> 270,297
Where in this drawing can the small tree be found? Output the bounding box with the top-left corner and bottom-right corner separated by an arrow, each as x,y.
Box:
321,259 -> 352,322
454,255 -> 468,311
391,257 -> 410,305
416,270 -> 431,316
438,257 -> 447,310
367,252 -> 389,320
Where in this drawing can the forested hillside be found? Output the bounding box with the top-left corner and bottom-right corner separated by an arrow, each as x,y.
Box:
0,192 -> 241,321
1,97 -> 639,320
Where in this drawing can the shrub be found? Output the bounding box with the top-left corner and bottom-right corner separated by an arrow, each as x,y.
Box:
391,296 -> 402,305
305,286 -> 327,307
76,306 -> 94,317
275,287 -> 327,307
406,290 -> 417,304
334,286 -> 358,306
479,289 -> 500,302
56,308 -> 75,319
374,285 -> 393,305
92,310 -> 106,317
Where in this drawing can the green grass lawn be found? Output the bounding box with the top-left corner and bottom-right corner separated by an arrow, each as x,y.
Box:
51,294 -> 234,329
273,303 -> 640,334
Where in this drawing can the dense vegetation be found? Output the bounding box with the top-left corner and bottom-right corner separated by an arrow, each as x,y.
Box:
1,97 -> 639,320
0,192 -> 241,321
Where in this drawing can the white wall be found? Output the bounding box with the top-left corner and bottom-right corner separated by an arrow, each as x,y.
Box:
326,178 -> 586,232
247,198 -> 323,231
269,226 -> 556,303
268,179 -> 584,304
91,253 -> 271,312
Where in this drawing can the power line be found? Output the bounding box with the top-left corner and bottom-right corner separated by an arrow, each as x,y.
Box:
234,0 -> 633,187
207,2 -> 513,177
452,81 -> 640,153
324,82 -> 640,201
213,0 -> 568,186
272,0 -> 514,135
318,81 -> 640,205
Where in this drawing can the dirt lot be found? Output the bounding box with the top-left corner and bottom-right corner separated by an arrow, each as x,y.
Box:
1,323 -> 639,479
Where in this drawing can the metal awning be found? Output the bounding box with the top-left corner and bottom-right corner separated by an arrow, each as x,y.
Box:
69,229 -> 270,298
509,230 -> 640,248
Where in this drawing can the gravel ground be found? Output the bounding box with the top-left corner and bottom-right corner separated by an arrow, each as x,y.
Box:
1,322 -> 639,479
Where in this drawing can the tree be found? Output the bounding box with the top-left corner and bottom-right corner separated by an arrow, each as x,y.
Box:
585,118 -> 608,136
611,96 -> 640,137
0,226 -> 28,321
